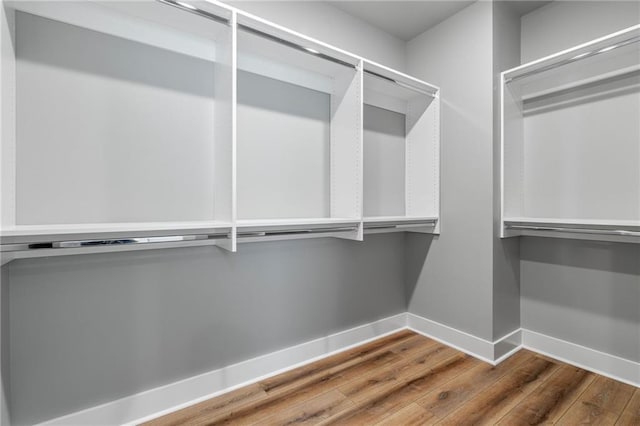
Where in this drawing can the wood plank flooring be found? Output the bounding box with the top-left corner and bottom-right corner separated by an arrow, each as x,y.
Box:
144,330 -> 639,425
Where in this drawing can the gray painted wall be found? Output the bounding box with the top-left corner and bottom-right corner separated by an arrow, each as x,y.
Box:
15,12 -> 217,225
405,1 -> 495,341
363,105 -> 406,217
237,71 -> 331,220
7,236 -> 406,425
520,1 -> 640,362
1,4 -> 409,425
491,2 -> 522,340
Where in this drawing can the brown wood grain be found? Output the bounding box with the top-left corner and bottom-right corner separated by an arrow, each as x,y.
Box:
579,376 -> 636,414
373,402 -> 437,426
338,344 -> 460,402
258,389 -> 354,425
320,352 -> 476,425
260,330 -> 417,394
617,389 -> 640,425
496,363 -> 596,425
416,349 -> 537,420
437,355 -> 561,425
556,376 -> 636,425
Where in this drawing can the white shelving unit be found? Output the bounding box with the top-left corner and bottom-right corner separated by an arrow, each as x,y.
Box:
0,0 -> 236,258
501,24 -> 640,244
362,61 -> 440,234
235,12 -> 363,241
0,0 -> 442,261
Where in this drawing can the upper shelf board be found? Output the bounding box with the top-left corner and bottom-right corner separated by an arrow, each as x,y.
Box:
503,24 -> 640,95
236,11 -> 360,92
364,60 -> 439,99
9,0 -> 232,62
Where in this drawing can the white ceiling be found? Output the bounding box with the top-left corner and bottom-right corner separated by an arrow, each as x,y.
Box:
327,1 -> 552,41
328,1 -> 474,41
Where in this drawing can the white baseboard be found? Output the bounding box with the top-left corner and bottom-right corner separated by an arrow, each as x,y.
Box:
37,313 -> 408,426
407,313 -> 521,365
522,329 -> 640,388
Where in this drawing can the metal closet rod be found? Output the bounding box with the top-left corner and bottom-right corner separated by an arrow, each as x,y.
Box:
506,224 -> 640,237
505,34 -> 640,84
237,24 -> 357,69
0,234 -> 228,253
156,0 -> 355,68
156,0 -> 229,25
364,69 -> 437,97
237,226 -> 359,238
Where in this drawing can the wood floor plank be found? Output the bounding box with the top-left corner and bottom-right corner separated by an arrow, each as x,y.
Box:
142,383 -> 267,426
261,333 -> 436,397
257,389 -> 354,425
260,330 -> 417,394
415,349 -> 539,420
338,344 -> 463,403
556,402 -> 621,425
437,354 -> 561,425
495,363 -> 595,425
319,352 -> 476,425
578,376 -> 636,414
617,389 -> 640,425
556,376 -> 636,425
373,402 -> 437,426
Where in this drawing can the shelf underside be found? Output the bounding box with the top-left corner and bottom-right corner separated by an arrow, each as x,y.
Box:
503,218 -> 640,242
0,221 -> 233,244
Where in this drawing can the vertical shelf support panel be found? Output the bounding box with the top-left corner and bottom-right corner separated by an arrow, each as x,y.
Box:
331,61 -> 364,241
214,11 -> 237,251
500,75 -> 524,238
0,2 -> 15,231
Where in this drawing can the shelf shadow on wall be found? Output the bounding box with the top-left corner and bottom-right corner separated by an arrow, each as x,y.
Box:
16,11 -> 216,98
403,233 -> 435,306
522,71 -> 640,117
520,236 -> 640,326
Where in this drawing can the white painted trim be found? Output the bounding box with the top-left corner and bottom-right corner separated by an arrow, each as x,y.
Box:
36,313 -> 408,426
494,327 -> 522,345
494,344 -> 523,365
522,329 -> 640,388
407,313 -> 496,364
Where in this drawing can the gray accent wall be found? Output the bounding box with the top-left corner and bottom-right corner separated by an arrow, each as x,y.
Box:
519,1 -> 640,363
405,1 -> 496,341
7,236 -> 406,425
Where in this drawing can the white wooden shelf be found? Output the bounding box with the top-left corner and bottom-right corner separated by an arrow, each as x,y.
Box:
362,61 -> 441,234
235,10 -> 363,240
500,25 -> 640,243
0,0 -> 441,260
0,221 -> 233,242
1,0 -> 236,253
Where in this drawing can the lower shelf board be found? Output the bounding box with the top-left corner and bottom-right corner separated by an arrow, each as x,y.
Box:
142,331 -> 639,426
503,218 -> 640,243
